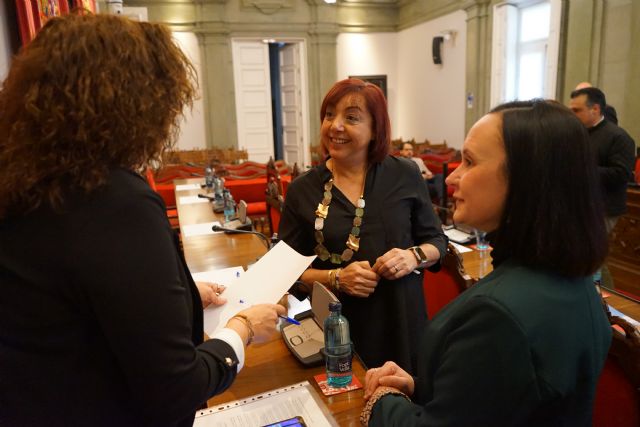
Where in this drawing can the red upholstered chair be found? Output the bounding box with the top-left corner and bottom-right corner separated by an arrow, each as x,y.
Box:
634,156 -> 639,184
265,158 -> 295,235
224,177 -> 268,217
423,243 -> 476,319
592,357 -> 640,427
145,169 -> 179,230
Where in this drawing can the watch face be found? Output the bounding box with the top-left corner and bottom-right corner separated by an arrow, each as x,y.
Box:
414,246 -> 427,262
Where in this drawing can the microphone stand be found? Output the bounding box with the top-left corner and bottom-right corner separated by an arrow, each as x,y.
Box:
197,193 -> 215,201
211,224 -> 271,249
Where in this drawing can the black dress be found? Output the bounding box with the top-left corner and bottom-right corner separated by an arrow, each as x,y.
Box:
279,156 -> 447,372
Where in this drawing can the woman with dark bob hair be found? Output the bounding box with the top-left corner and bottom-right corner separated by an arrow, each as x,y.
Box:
0,14 -> 284,427
279,78 -> 447,373
361,100 -> 612,426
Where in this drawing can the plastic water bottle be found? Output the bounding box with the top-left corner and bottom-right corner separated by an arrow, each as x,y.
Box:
593,269 -> 602,288
223,189 -> 236,222
324,301 -> 352,387
205,167 -> 214,189
213,176 -> 224,203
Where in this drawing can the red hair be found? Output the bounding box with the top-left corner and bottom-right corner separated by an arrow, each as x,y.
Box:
320,78 -> 390,163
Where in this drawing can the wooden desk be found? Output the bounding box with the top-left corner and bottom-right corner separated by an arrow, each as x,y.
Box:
207,338 -> 367,426
175,181 -> 267,272
459,246 -> 640,322
175,178 -> 366,425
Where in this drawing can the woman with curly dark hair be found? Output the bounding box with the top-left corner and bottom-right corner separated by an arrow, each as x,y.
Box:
0,14 -> 284,427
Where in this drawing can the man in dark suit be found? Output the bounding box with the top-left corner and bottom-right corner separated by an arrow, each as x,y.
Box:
575,82 -> 618,124
570,86 -> 636,287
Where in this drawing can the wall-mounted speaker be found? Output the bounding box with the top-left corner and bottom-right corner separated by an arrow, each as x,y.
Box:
432,36 -> 444,65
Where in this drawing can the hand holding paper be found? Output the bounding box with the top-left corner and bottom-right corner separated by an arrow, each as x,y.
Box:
203,241 -> 316,336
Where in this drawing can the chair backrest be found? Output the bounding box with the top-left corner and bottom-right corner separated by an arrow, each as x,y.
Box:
423,243 -> 476,319
265,157 -> 285,234
592,355 -> 640,426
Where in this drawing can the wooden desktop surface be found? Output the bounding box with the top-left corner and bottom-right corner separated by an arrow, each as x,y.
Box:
461,247 -> 640,321
175,178 -> 367,425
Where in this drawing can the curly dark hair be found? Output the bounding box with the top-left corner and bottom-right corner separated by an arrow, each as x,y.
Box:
0,13 -> 196,218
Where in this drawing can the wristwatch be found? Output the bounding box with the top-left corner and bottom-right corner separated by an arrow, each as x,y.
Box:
409,246 -> 429,269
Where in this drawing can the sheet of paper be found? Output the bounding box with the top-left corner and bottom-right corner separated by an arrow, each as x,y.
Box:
182,221 -> 221,238
608,305 -> 640,328
193,381 -> 335,427
203,240 -> 316,336
175,183 -> 202,191
179,195 -> 209,205
450,241 -> 472,253
192,266 -> 244,287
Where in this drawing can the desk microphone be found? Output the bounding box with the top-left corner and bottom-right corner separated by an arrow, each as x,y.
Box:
197,194 -> 215,201
211,224 -> 271,249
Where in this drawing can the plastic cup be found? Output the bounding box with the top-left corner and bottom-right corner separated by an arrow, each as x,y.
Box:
474,229 -> 489,250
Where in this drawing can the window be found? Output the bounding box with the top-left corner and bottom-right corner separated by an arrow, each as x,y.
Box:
490,0 -> 561,107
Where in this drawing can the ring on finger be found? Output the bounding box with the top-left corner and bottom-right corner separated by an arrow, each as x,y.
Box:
393,265 -> 399,273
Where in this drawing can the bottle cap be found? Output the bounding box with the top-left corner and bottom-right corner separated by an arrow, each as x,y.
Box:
328,301 -> 342,312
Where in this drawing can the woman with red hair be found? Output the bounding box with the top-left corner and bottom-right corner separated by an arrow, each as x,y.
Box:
279,78 -> 447,372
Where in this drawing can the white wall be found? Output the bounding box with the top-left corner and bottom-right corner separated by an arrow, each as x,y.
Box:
172,32 -> 207,150
396,11 -> 467,149
335,11 -> 467,149
0,2 -> 13,81
336,33 -> 399,137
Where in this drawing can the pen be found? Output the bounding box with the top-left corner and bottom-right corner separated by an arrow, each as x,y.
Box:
238,299 -> 299,325
279,315 -> 301,325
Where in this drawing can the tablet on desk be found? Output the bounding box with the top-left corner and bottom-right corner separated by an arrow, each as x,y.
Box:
443,227 -> 473,244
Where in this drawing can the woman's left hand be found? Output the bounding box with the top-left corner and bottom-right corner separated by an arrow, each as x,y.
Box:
372,248 -> 418,280
364,361 -> 415,400
196,281 -> 227,308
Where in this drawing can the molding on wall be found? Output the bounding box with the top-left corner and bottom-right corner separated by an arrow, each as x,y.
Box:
397,0 -> 465,31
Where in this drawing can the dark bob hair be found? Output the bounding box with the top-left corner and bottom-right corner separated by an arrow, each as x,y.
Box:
319,78 -> 390,164
490,100 -> 607,278
0,14 -> 196,219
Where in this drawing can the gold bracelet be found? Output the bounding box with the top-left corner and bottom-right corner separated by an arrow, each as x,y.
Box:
360,387 -> 411,425
335,268 -> 342,292
231,314 -> 254,346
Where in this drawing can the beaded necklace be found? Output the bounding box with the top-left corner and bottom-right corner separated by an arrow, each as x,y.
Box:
314,166 -> 366,264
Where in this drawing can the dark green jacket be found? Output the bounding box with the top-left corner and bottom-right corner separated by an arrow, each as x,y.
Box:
371,260 -> 611,426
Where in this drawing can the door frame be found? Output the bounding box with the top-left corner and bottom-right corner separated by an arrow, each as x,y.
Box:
231,37 -> 311,167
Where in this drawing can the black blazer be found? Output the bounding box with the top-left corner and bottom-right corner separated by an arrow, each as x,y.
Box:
0,169 -> 238,426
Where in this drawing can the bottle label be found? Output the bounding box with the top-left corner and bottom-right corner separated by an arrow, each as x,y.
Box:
327,354 -> 352,373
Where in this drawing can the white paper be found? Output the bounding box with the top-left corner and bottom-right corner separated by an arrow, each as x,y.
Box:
182,221 -> 221,238
194,382 -> 335,427
179,195 -> 209,205
175,183 -> 202,191
192,266 -> 244,287
450,241 -> 472,253
203,241 -> 316,336
608,305 -> 640,328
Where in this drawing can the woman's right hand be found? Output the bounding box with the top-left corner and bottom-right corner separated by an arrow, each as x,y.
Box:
225,304 -> 286,346
339,261 -> 380,298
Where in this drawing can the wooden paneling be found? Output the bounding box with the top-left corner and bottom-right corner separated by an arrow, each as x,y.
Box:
608,188 -> 640,298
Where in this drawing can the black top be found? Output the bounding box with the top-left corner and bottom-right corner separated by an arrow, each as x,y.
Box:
604,104 -> 618,125
370,260 -> 612,427
0,169 -> 238,427
588,119 -> 636,216
279,156 -> 447,372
